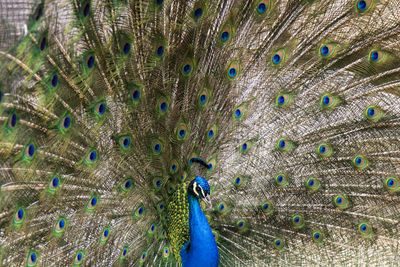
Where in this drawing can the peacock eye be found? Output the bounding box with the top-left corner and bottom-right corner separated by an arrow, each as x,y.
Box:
196,186 -> 201,192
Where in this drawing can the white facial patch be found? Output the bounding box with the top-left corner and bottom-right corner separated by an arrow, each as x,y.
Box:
193,182 -> 199,196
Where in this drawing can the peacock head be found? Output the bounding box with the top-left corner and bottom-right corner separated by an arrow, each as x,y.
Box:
188,176 -> 212,206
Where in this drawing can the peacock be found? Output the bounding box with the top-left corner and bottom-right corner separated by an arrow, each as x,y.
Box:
1,0 -> 400,265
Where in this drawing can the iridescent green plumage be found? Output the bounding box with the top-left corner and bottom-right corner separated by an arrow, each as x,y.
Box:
166,182 -> 190,264
1,0 -> 400,265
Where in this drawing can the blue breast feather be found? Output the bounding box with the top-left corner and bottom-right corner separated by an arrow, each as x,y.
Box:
181,193 -> 219,267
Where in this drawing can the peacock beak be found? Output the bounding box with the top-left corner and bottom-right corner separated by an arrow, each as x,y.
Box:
204,194 -> 212,207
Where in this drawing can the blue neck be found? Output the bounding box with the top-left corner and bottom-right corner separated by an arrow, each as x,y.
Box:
180,194 -> 219,267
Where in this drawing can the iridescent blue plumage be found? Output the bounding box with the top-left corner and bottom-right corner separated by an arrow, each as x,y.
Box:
181,177 -> 219,267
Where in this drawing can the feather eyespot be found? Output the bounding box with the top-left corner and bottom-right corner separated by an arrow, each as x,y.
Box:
369,49 -> 386,63
239,140 -> 253,155
207,157 -> 217,172
273,54 -> 281,64
194,8 -> 203,18
316,143 -> 333,158
163,246 -> 170,258
85,150 -> 97,163
370,51 -> 378,61
312,231 -> 324,244
151,138 -> 163,155
333,194 -> 349,210
148,224 -> 156,234
48,176 -> 60,193
275,173 -> 289,187
207,124 -> 218,141
219,23 -> 233,44
54,217 -> 67,235
14,208 -> 25,225
216,201 -> 231,215
152,177 -> 163,190
86,196 -> 98,211
90,197 -> 97,207
134,205 -> 145,219
183,64 -> 191,74
120,247 -> 128,260
58,114 -> 72,133
168,184 -> 175,194
320,93 -> 338,109
273,238 -> 285,250
86,55 -> 95,69
358,222 -> 373,237
170,159 -> 179,174
197,88 -> 211,109
233,175 -> 247,188
85,195 -> 98,211
52,177 -> 59,188
305,177 -> 320,193
384,177 -> 400,193
62,116 -> 71,129
95,102 -> 106,116
236,220 -> 247,231
74,251 -> 84,265
292,214 -> 305,229
319,43 -> 336,58
271,49 -> 286,66
157,96 -> 169,115
120,178 -> 133,192
257,3 -> 266,13
82,2 -> 90,17
261,201 -> 274,215
125,180 -> 132,188
275,93 -> 292,108
34,5 -> 43,21
119,136 -> 131,149
121,40 -> 131,55
320,45 -> 329,56
200,94 -> 207,104
139,251 -> 147,264
352,154 -> 369,169
181,171 -> 188,181
38,36 -> 46,51
277,138 -> 293,152
132,89 -> 140,101
221,31 -> 229,41
157,202 -> 165,212
227,61 -> 240,80
8,113 -> 17,128
356,0 -> 374,13
233,104 -> 247,121
156,45 -> 164,57
25,144 -> 35,159
193,2 -> 206,21
255,0 -> 272,16
51,74 -> 58,87
176,123 -> 189,141
365,105 -> 382,122
27,251 -> 38,266
181,57 -> 195,76
100,228 -> 110,244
